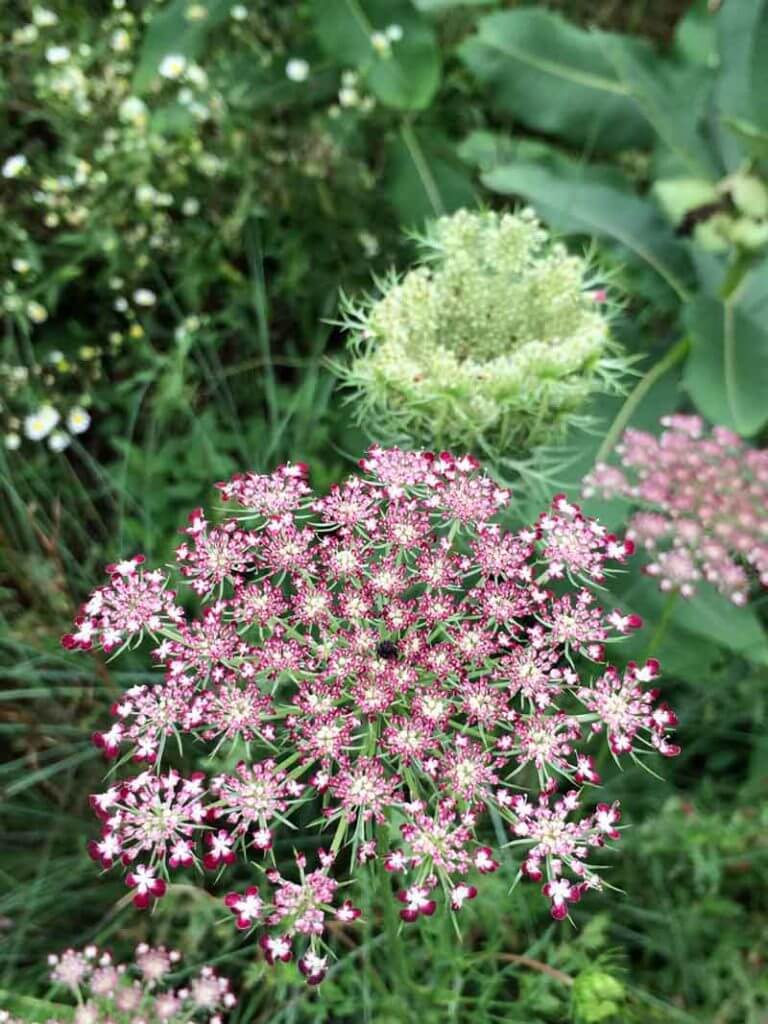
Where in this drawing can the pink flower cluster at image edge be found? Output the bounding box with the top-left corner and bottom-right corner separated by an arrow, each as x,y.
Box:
584,415 -> 768,605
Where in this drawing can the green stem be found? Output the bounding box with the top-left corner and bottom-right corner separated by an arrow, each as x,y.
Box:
644,590 -> 680,660
595,337 -> 689,465
400,120 -> 445,218
379,819 -> 409,998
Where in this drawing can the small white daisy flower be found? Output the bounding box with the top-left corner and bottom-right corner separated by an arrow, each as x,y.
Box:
48,429 -> 71,452
46,44 -> 71,64
67,407 -> 91,434
2,154 -> 27,179
285,58 -> 310,82
24,405 -> 60,441
27,300 -> 48,323
159,54 -> 187,80
133,288 -> 157,307
33,7 -> 58,27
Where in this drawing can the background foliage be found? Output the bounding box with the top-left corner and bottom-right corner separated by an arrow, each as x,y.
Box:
2,1 -> 767,1022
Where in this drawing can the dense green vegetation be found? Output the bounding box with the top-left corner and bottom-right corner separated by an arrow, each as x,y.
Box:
2,2 -> 767,1022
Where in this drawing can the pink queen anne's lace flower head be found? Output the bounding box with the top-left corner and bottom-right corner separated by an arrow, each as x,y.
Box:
584,415 -> 768,605
45,944 -> 234,1023
64,447 -> 678,983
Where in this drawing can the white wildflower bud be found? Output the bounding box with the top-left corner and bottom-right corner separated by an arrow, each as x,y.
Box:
27,300 -> 48,323
159,54 -> 187,80
48,429 -> 71,452
182,197 -> 200,216
285,58 -> 310,82
13,24 -> 40,44
133,288 -> 157,307
2,154 -> 27,179
337,209 -> 624,459
370,31 -> 391,57
119,96 -> 148,127
111,28 -> 131,51
33,7 -> 58,26
338,86 -> 359,108
24,405 -> 60,440
67,406 -> 92,434
46,44 -> 71,63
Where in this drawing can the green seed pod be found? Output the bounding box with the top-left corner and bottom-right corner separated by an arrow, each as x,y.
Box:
336,208 -> 626,463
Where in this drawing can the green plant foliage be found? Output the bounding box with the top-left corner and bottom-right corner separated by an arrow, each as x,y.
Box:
683,280 -> 768,437
459,9 -> 655,152
1,1 -> 768,1022
482,160 -> 693,300
311,0 -> 441,111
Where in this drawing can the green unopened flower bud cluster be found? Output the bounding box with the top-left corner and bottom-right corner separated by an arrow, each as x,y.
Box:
338,208 -> 621,458
654,170 -> 768,253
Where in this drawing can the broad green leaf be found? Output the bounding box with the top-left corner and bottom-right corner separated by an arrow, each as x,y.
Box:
457,130 -> 518,173
133,0 -> 236,94
311,0 -> 441,110
459,9 -> 654,152
385,126 -> 477,225
605,40 -> 716,177
683,262 -> 768,436
715,0 -> 768,167
722,116 -> 768,161
717,0 -> 768,126
482,161 -> 692,300
674,0 -> 718,67
459,132 -> 629,188
413,0 -> 493,8
667,586 -> 768,665
613,576 -> 768,667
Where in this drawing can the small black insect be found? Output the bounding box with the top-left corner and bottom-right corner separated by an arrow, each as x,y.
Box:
376,640 -> 400,661
676,198 -> 731,237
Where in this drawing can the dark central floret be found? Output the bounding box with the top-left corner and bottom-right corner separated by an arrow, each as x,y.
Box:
376,640 -> 400,661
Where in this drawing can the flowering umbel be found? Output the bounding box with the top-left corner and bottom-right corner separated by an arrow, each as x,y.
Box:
336,209 -> 624,459
584,415 -> 768,605
35,944 -> 235,1024
64,448 -> 678,984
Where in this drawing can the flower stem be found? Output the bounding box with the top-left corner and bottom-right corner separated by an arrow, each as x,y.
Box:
595,337 -> 689,465
644,590 -> 680,660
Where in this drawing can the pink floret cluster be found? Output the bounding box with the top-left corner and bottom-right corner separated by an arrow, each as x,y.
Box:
42,943 -> 234,1024
584,415 -> 768,605
64,447 -> 678,985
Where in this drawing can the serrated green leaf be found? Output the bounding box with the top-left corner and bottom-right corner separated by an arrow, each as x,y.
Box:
459,9 -> 654,152
311,0 -> 440,110
683,262 -> 768,436
481,161 -> 692,299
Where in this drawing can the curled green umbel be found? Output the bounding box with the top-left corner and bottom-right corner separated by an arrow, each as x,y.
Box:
337,208 -> 625,462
